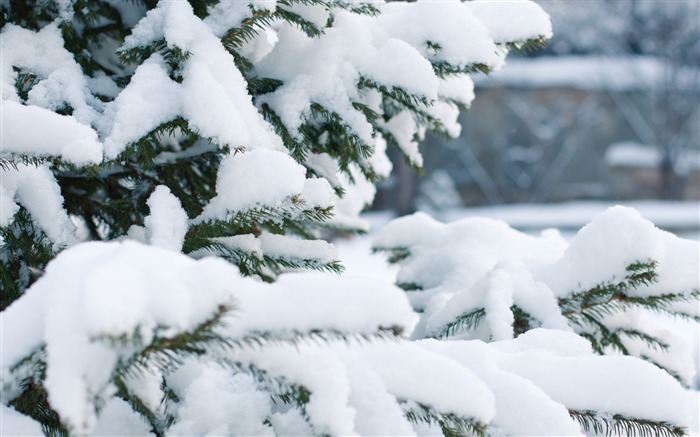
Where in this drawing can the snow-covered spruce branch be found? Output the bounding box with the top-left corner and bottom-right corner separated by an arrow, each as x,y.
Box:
373,206 -> 699,416
3,0 -> 696,435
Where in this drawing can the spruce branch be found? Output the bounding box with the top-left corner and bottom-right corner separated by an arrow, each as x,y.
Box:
226,326 -> 403,352
0,154 -> 52,172
222,359 -> 318,434
436,308 -> 486,339
13,67 -> 40,101
569,409 -> 686,437
7,357 -> 68,437
511,304 -> 538,336
111,304 -> 234,377
117,39 -> 167,66
502,35 -> 550,53
402,401 -> 487,437
276,2 -> 326,37
0,209 -> 57,306
559,260 -> 659,319
431,61 -> 492,78
396,282 -> 424,292
358,76 -> 432,110
262,254 -> 345,276
372,246 -> 411,264
221,7 -> 276,51
113,374 -> 163,436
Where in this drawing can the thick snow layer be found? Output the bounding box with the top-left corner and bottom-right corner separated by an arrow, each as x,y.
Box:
197,148 -> 306,221
540,206 -> 699,297
2,100 -> 102,164
300,177 -> 336,209
439,75 -> 476,107
420,329 -> 695,433
91,398 -> 152,436
374,206 -> 699,385
0,405 -> 44,436
1,241 -> 236,434
259,233 -> 337,265
1,24 -> 99,125
255,19 -> 375,145
108,1 -> 282,158
467,0 -> 552,44
202,1 -> 253,37
102,55 -> 182,157
0,164 -> 79,246
356,341 -> 496,423
221,271 -> 417,339
145,185 -> 188,251
379,1 -> 502,70
374,211 -> 566,296
167,361 -> 273,436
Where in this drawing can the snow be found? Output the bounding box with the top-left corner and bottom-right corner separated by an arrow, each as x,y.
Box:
1,241 -> 236,434
110,1 -> 283,158
371,205 -> 699,387
439,75 -> 476,107
3,0 -> 697,434
539,206 -> 667,295
606,142 -> 700,174
442,200 -> 700,232
606,141 -> 662,168
202,2 -> 253,37
221,271 -> 417,340
357,341 -> 496,424
340,354 -> 417,436
145,185 -> 188,252
259,233 -> 337,266
467,0 -> 552,45
256,20 -> 374,144
419,330 -> 695,434
380,110 -> 424,167
102,56 -> 182,158
477,56 -> 676,91
378,1 -> 503,70
327,168 -> 377,232
197,148 -> 307,221
1,23 -> 99,125
500,352 -> 691,426
2,100 -> 102,164
0,405 -> 44,436
167,361 -> 273,436
91,398 -> 152,436
0,164 -> 79,247
213,234 -> 262,258
301,177 -> 336,209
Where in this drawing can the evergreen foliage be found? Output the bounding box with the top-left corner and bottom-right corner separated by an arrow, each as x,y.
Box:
374,209 -> 699,436
2,0 -> 695,436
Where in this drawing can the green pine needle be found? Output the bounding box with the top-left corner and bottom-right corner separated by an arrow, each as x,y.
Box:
570,409 -> 686,437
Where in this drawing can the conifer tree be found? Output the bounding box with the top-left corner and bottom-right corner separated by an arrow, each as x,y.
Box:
1,1 -> 696,436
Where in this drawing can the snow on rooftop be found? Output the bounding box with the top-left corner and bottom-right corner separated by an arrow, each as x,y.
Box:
475,56 -> 679,91
606,142 -> 700,173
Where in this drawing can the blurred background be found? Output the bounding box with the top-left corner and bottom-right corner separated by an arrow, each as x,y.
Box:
372,0 -> 699,235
